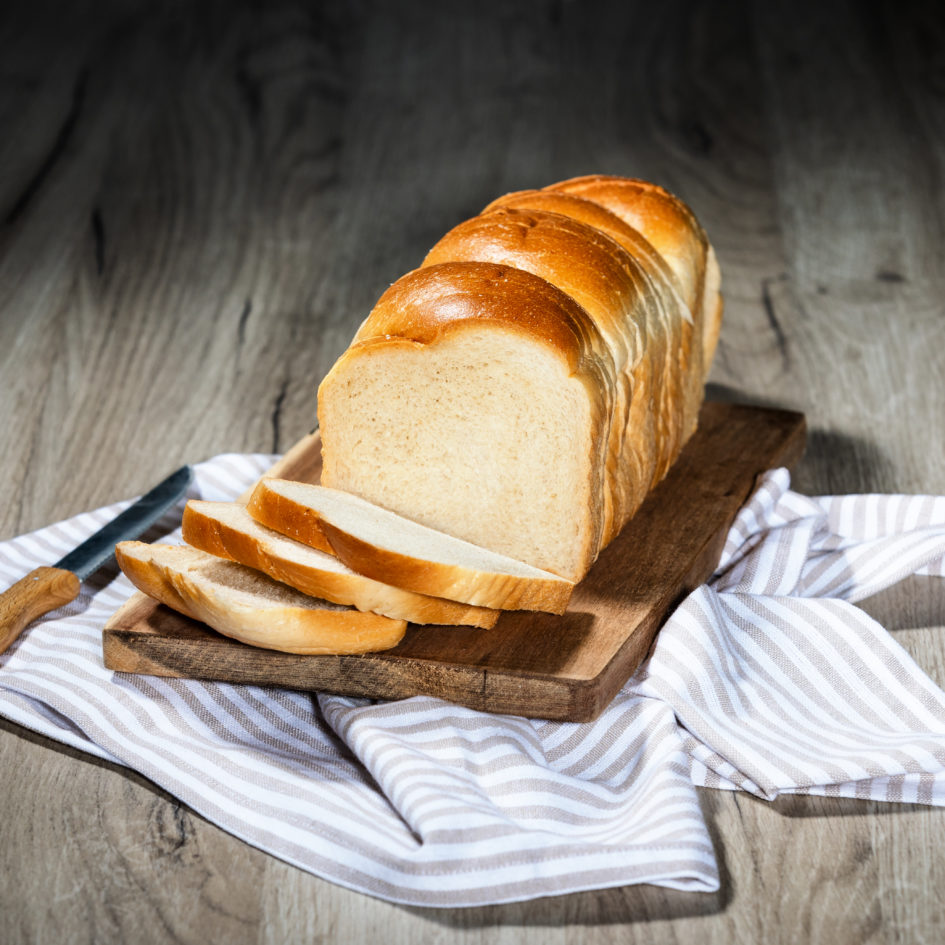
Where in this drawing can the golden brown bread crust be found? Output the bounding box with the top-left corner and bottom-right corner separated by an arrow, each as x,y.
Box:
549,176 -> 706,307
548,175 -> 723,372
181,500 -> 500,628
352,263 -> 593,364
483,189 -> 688,309
116,545 -> 203,623
246,485 -> 334,553
423,207 -> 647,356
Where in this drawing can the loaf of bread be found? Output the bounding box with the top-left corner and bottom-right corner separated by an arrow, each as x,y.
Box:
317,175 -> 721,582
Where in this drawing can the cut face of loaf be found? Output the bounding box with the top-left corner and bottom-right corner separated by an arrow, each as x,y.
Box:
318,262 -> 613,581
246,480 -> 575,613
115,541 -> 407,655
182,500 -> 499,628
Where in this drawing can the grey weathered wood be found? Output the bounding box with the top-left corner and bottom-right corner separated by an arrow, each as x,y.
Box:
1,0 -> 944,942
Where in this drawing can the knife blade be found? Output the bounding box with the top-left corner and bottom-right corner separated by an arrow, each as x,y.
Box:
0,465 -> 193,656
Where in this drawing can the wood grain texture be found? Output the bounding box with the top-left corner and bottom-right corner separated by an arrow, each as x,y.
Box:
102,404 -> 804,720
2,0 -> 944,941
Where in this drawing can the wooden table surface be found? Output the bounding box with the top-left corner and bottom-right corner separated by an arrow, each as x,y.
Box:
2,0 -> 944,941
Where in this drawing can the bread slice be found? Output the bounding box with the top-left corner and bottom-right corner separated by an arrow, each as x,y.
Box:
246,479 -> 575,613
115,542 -> 407,655
182,500 -> 499,628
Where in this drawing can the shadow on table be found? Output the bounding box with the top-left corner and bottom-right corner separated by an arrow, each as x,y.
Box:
771,793 -> 940,819
705,383 -> 898,495
858,576 -> 945,633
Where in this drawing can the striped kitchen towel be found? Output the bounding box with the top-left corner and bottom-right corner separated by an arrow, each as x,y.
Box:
1,457 -> 944,906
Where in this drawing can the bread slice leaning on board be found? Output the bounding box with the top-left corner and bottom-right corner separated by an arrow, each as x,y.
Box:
246,480 -> 575,614
114,542 -> 407,655
181,500 -> 501,628
317,175 -> 721,583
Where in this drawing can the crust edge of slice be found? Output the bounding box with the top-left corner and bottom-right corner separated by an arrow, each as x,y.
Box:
115,541 -> 407,656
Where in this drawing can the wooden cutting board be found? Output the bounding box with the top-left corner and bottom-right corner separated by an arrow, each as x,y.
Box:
103,402 -> 806,721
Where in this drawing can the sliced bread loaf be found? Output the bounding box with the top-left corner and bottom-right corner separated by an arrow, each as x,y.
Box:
246,480 -> 575,614
182,500 -> 499,628
316,175 -> 721,585
115,542 -> 407,655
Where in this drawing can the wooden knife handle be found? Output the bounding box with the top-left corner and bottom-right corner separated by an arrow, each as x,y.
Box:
0,567 -> 81,656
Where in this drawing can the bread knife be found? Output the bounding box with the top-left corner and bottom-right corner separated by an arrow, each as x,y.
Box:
0,465 -> 193,656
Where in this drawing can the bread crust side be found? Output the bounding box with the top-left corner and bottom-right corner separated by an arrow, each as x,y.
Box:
483,189 -> 689,316
481,190 -> 702,512
246,486 -> 334,554
548,176 -> 706,307
538,177 -> 722,537
351,261 -> 607,373
422,208 -> 647,362
549,175 -> 722,372
116,543 -> 202,622
182,501 -> 500,628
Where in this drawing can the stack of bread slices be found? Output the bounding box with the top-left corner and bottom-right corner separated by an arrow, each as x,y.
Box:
115,480 -> 575,655
116,175 -> 721,656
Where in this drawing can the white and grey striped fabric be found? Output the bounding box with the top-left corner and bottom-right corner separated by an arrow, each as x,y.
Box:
1,457 -> 945,906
